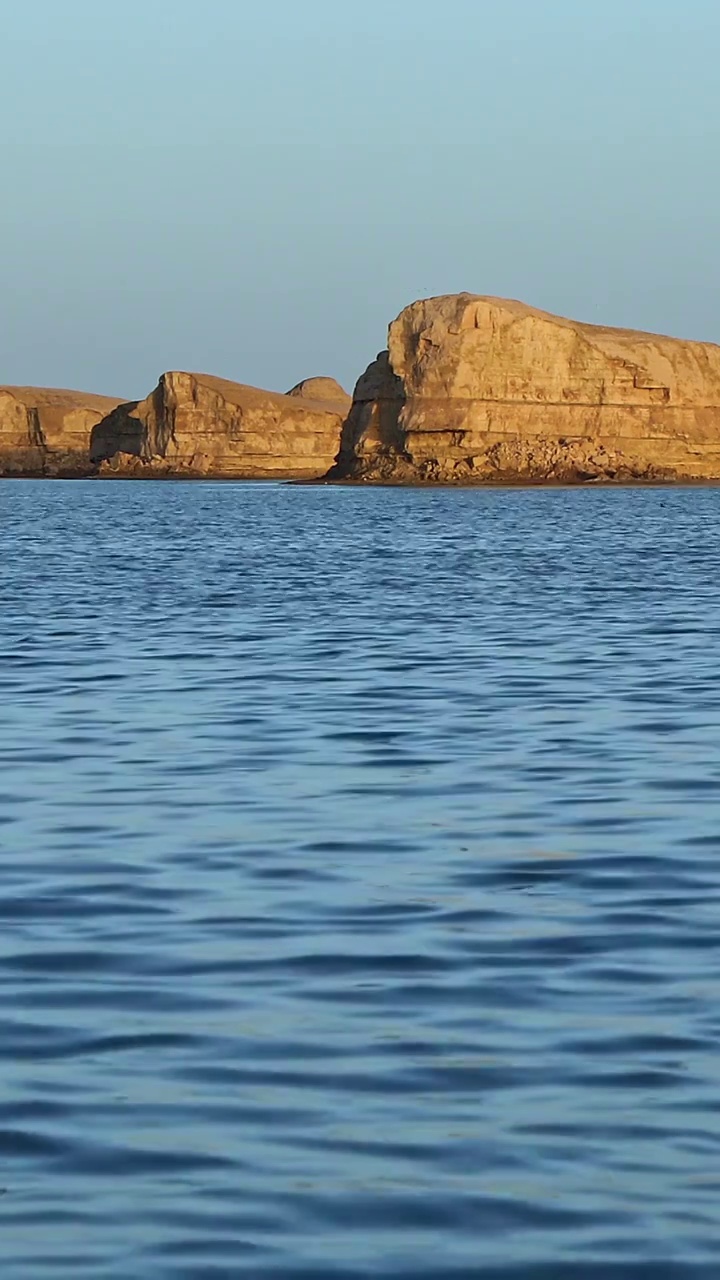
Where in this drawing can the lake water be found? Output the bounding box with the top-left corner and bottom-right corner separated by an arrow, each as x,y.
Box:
2,479 -> 720,1279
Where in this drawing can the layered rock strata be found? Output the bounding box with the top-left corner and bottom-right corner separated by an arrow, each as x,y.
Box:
0,386 -> 124,476
328,295 -> 720,483
91,372 -> 348,479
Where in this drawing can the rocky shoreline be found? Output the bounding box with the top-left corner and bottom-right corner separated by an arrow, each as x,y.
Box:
4,294 -> 720,484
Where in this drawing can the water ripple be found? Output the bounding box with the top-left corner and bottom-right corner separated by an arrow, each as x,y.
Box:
1,480 -> 720,1276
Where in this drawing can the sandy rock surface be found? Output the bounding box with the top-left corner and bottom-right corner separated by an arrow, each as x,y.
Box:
0,386 -> 124,476
91,372 -> 348,480
328,295 -> 720,483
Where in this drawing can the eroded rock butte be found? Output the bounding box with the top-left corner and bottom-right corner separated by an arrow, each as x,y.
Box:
92,372 -> 349,479
0,386 -> 125,476
327,295 -> 720,483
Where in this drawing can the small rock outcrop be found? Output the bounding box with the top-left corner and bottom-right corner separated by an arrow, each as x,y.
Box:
0,386 -> 124,476
328,295 -> 720,483
286,376 -> 351,415
91,372 -> 347,479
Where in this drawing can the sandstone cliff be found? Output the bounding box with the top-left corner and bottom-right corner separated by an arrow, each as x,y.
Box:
328,295 -> 720,483
0,386 -> 124,476
92,371 -> 348,479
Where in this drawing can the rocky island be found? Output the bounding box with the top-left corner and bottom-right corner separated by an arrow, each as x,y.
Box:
0,386 -> 125,477
329,295 -> 720,484
3,294 -> 720,483
90,372 -> 350,479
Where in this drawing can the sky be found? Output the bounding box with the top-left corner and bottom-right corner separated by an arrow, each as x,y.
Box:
1,0 -> 718,399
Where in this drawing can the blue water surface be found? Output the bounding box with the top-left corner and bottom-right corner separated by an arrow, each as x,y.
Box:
1,479 -> 720,1279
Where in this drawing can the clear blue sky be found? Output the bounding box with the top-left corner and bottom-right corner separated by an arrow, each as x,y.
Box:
1,0 -> 718,398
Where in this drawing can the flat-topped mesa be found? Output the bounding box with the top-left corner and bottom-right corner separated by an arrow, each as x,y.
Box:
328,294 -> 720,483
0,386 -> 125,476
91,371 -> 349,479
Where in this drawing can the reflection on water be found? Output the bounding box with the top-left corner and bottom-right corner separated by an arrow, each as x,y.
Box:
1,480 -> 720,1277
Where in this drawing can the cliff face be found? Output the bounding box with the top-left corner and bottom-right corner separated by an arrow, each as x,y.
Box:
329,295 -> 720,483
0,386 -> 124,476
91,372 -> 348,479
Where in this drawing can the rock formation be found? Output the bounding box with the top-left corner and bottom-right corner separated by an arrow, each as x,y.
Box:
0,386 -> 124,476
328,295 -> 720,483
91,371 -> 348,479
286,376 -> 352,415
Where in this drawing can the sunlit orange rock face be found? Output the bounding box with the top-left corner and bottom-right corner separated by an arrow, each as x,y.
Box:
0,386 -> 124,476
91,372 -> 349,479
328,295 -> 720,483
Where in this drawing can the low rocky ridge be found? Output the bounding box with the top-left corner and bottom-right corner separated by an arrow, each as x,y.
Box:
92,372 -> 349,479
5,298 -> 720,484
0,386 -> 125,476
327,294 -> 720,483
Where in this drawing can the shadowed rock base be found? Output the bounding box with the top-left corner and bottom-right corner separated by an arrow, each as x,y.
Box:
326,295 -> 720,484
